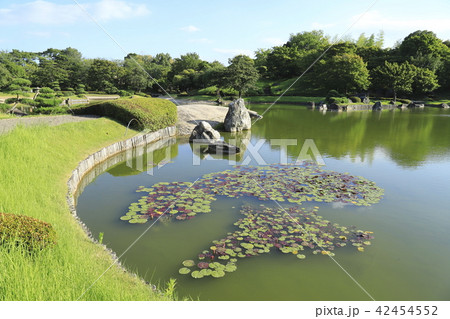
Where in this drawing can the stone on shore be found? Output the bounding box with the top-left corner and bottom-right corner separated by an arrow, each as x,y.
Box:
189,121 -> 221,142
224,99 -> 251,132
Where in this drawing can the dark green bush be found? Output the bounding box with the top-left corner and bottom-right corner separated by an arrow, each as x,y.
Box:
33,107 -> 69,115
20,98 -> 37,106
35,97 -> 63,107
5,97 -> 18,104
38,93 -> 55,99
39,87 -> 54,94
118,90 -> 133,97
326,90 -> 342,99
328,97 -> 349,104
73,97 -> 177,131
0,213 -> 57,250
349,96 -> 361,103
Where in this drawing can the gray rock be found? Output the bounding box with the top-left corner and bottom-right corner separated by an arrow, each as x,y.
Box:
189,121 -> 221,142
307,101 -> 315,109
318,103 -> 327,111
224,99 -> 252,132
248,109 -> 263,119
407,102 -> 424,108
363,97 -> 370,104
372,102 -> 382,110
440,103 -> 450,109
398,104 -> 408,109
206,140 -> 240,155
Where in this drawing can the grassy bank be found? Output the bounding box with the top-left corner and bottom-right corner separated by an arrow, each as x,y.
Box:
0,119 -> 175,300
73,97 -> 177,131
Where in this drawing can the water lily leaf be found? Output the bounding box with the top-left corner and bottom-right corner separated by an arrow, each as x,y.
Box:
182,260 -> 195,267
179,267 -> 191,275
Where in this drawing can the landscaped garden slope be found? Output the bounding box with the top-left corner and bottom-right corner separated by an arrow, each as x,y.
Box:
73,97 -> 177,131
0,119 -> 175,300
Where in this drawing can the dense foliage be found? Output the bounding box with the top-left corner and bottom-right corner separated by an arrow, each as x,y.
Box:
0,213 -> 56,251
1,29 -> 450,100
73,97 -> 177,131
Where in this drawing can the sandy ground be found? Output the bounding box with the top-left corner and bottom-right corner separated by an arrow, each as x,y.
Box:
0,103 -> 228,137
0,115 -> 98,135
177,103 -> 228,136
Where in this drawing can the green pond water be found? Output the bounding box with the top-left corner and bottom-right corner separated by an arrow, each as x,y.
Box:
76,105 -> 450,300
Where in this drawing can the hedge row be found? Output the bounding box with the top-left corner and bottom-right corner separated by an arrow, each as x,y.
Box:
0,213 -> 56,251
73,97 -> 177,131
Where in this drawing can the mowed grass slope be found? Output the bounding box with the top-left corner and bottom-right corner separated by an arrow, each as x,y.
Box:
0,119 -> 174,300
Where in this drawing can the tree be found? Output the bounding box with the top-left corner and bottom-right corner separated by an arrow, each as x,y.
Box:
7,78 -> 32,100
399,30 -> 449,59
225,55 -> 259,98
86,59 -> 121,91
371,61 -> 415,102
0,64 -> 12,89
320,53 -> 370,94
411,66 -> 439,95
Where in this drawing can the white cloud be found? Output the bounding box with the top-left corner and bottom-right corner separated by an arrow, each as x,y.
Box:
213,48 -> 254,58
0,0 -> 150,25
262,37 -> 285,46
352,10 -> 450,32
180,25 -> 200,32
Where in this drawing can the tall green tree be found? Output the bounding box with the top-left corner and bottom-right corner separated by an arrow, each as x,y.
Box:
225,55 -> 259,98
371,61 -> 416,102
86,59 -> 121,91
320,53 -> 370,94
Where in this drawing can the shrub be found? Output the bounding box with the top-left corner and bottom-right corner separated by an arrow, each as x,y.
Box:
0,213 -> 57,250
118,90 -> 133,97
326,90 -> 343,99
349,96 -> 361,103
38,93 -> 56,99
328,97 -> 349,104
35,97 -> 63,108
75,84 -> 87,95
40,87 -> 55,94
19,98 -> 37,106
198,86 -> 219,96
5,98 -> 18,104
73,97 -> 177,131
0,104 -> 9,112
33,107 -> 69,115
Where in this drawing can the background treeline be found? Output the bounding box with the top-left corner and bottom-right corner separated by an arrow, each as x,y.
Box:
1,29 -> 450,101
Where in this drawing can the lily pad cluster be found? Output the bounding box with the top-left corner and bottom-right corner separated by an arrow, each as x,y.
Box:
120,163 -> 384,223
178,205 -> 374,279
120,182 -> 216,222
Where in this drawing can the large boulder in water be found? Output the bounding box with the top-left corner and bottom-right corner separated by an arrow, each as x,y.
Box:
189,121 -> 221,142
224,98 -> 251,132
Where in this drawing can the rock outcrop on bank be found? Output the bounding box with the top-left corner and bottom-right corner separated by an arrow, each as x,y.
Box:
224,98 -> 252,132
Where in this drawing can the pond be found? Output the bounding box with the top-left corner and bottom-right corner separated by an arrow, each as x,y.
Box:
76,105 -> 450,300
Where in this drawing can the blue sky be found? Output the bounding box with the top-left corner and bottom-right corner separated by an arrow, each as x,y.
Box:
1,0 -> 450,64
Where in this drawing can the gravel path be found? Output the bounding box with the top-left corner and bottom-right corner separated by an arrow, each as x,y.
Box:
177,103 -> 228,136
0,115 -> 99,135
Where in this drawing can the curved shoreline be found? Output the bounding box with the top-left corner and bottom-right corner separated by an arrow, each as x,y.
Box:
65,126 -> 176,276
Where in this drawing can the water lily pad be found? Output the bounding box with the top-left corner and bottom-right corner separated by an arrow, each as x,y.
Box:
182,260 -> 195,267
191,270 -> 203,279
178,267 -> 191,275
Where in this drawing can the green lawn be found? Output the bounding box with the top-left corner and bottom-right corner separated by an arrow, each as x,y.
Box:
0,119 -> 176,300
